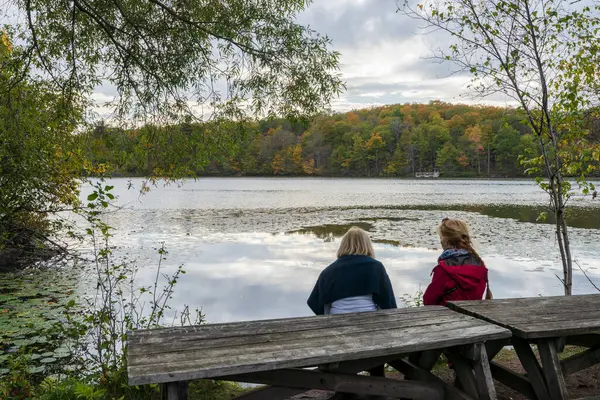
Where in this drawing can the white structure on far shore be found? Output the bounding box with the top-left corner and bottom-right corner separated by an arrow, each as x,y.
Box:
415,169 -> 440,178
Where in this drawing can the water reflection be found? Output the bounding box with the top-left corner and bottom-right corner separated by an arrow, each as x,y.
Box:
127,231 -> 600,324
291,222 -> 374,241
401,204 -> 600,230
71,178 -> 600,324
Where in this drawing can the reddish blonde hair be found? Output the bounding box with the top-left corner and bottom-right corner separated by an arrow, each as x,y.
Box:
438,217 -> 492,299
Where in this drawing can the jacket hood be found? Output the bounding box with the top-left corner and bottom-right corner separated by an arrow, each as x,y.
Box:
438,259 -> 488,291
439,248 -> 470,260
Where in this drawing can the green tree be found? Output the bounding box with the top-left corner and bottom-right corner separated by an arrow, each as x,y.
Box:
493,124 -> 522,174
436,142 -> 460,175
6,0 -> 343,121
0,32 -> 83,266
399,0 -> 600,295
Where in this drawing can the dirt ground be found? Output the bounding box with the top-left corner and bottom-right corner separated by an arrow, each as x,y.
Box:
286,347 -> 600,400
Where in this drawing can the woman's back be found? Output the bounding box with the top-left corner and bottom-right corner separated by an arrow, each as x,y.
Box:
423,218 -> 492,306
306,227 -> 397,315
307,254 -> 396,315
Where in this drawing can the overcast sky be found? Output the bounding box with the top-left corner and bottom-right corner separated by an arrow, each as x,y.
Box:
296,0 -> 515,111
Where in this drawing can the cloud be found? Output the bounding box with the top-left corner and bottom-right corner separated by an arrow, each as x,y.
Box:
296,0 -> 518,111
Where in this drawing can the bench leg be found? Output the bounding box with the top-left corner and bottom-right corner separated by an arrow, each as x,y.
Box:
161,381 -> 189,400
538,339 -> 568,400
447,343 -> 497,400
472,343 -> 497,400
512,337 -> 550,400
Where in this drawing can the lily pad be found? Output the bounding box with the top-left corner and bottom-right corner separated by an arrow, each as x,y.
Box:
52,348 -> 71,358
28,366 -> 45,374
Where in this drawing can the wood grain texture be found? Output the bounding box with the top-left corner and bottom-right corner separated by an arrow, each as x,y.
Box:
472,343 -> 497,400
127,307 -> 509,385
512,337 -> 551,400
448,294 -> 600,339
233,355 -> 400,400
538,339 -> 568,400
221,368 -> 444,400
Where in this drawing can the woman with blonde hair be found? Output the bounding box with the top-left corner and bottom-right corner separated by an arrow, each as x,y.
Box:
307,227 -> 396,381
307,226 -> 397,315
423,217 -> 493,306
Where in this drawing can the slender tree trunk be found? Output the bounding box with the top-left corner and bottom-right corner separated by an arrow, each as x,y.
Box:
539,134 -> 573,296
487,146 -> 491,177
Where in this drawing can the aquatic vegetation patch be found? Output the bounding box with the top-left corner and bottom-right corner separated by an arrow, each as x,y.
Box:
0,268 -> 79,375
289,222 -> 374,241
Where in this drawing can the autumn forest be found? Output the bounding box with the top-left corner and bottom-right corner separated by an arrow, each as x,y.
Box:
80,101 -> 599,178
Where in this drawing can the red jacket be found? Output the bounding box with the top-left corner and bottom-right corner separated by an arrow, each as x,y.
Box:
423,257 -> 488,306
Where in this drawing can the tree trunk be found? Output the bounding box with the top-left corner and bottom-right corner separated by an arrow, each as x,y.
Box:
539,133 -> 573,296
487,146 -> 491,177
554,168 -> 573,295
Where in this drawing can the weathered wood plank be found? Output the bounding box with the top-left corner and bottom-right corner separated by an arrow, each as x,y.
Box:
449,294 -> 600,309
471,343 -> 497,400
221,368 -> 444,400
128,312 -> 480,357
566,334 -> 600,348
448,296 -> 600,339
389,358 -> 475,400
515,320 -> 600,339
561,346 -> 600,376
445,349 -> 478,398
538,339 -> 568,400
319,354 -> 399,374
129,309 -> 450,345
129,319 -> 507,368
128,322 -> 509,385
512,337 -> 550,400
459,310 -> 600,327
489,361 -> 535,400
130,306 -> 448,340
233,354 -> 405,400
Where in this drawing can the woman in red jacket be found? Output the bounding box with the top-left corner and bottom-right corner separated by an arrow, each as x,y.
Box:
423,217 -> 493,306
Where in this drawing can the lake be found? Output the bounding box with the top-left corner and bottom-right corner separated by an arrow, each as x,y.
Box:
75,177 -> 600,324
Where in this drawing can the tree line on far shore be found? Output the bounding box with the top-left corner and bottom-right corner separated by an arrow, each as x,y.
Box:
80,101 -> 600,178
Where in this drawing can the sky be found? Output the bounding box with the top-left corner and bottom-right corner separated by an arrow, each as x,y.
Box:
296,0 -> 513,111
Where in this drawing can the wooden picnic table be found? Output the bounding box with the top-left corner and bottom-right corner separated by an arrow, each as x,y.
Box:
448,294 -> 600,400
127,306 -> 510,400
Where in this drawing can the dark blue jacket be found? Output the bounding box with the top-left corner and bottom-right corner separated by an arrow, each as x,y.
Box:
307,255 -> 397,315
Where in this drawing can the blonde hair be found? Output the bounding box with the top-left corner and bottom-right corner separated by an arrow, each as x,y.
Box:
337,227 -> 375,258
438,218 -> 493,299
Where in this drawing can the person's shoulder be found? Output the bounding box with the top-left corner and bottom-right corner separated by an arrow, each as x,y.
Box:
320,258 -> 343,276
359,255 -> 386,269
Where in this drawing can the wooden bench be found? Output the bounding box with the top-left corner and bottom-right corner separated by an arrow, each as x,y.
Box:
448,294 -> 600,400
127,306 -> 511,400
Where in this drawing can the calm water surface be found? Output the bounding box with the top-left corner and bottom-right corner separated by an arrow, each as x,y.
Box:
75,178 -> 600,324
